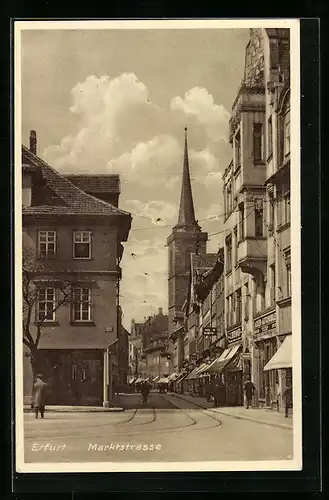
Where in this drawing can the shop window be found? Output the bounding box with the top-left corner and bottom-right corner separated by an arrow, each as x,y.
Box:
253,123 -> 263,163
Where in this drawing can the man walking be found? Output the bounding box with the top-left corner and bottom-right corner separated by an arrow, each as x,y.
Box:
244,378 -> 255,409
283,382 -> 292,417
32,373 -> 49,419
141,380 -> 150,404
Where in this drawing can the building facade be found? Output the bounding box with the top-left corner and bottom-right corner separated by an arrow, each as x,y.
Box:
223,28 -> 291,408
22,131 -> 132,407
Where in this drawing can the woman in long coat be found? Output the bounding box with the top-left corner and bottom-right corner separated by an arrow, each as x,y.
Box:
32,374 -> 49,419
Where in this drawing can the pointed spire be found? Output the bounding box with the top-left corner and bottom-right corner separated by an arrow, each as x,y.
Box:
177,128 -> 197,228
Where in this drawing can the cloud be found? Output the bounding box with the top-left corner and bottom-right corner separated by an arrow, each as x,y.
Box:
41,73 -> 232,327
170,87 -> 231,143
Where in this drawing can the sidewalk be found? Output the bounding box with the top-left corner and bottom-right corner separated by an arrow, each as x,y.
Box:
24,405 -> 124,413
168,392 -> 293,430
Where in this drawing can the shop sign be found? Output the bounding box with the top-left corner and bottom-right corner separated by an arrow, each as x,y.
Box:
227,327 -> 242,343
254,311 -> 276,340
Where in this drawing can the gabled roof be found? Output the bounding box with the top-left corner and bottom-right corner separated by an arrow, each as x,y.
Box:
191,253 -> 218,276
22,146 -> 131,221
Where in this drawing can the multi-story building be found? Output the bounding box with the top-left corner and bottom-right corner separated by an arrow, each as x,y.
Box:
22,131 -> 132,407
144,331 -> 170,381
167,128 -> 208,373
223,28 -> 291,408
129,319 -> 144,376
129,308 -> 168,379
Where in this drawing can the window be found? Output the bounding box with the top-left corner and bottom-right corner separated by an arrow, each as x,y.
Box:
72,287 -> 92,322
238,203 -> 245,240
236,288 -> 242,324
226,235 -> 232,273
226,182 -> 233,215
235,130 -> 241,167
38,230 -> 56,258
226,297 -> 230,327
285,250 -> 292,297
244,283 -> 250,320
284,113 -> 290,156
270,264 -> 276,305
268,198 -> 275,232
36,287 -> 56,322
267,117 -> 273,158
253,123 -> 263,162
255,204 -> 264,237
283,192 -> 291,224
233,226 -> 238,266
73,231 -> 91,259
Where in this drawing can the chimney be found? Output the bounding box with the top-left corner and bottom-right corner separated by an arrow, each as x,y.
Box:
29,130 -> 37,155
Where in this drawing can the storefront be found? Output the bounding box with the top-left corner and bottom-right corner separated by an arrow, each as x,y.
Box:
264,334 -> 292,410
253,310 -> 279,407
205,344 -> 243,406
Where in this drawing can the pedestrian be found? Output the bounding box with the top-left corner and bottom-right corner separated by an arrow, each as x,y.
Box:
244,378 -> 255,409
141,380 -> 150,404
283,382 -> 293,417
213,376 -> 225,407
32,373 -> 49,419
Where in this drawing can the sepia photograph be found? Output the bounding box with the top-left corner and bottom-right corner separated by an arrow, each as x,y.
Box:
14,19 -> 302,473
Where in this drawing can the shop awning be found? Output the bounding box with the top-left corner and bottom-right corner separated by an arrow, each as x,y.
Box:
197,361 -> 215,377
168,372 -> 181,381
158,377 -> 169,384
152,376 -> 160,382
264,335 -> 292,371
207,344 -> 242,374
135,378 -> 142,383
175,372 -> 188,383
186,363 -> 207,380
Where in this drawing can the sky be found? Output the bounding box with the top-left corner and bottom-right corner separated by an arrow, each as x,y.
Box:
21,27 -> 250,329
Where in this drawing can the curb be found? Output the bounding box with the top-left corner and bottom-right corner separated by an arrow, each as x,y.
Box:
167,393 -> 293,430
24,407 -> 124,413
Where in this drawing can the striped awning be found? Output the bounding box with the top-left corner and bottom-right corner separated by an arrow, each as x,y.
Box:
206,344 -> 242,374
152,376 -> 160,382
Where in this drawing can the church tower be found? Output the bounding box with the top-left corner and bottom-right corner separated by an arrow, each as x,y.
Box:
167,128 -> 208,336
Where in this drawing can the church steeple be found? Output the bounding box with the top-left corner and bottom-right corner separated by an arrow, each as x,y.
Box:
177,128 -> 197,228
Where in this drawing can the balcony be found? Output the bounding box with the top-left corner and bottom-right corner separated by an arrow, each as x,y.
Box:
237,237 -> 267,280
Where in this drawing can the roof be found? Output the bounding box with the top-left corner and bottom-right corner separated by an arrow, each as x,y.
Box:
22,146 -> 131,221
64,174 -> 120,194
176,129 -> 199,230
192,253 -> 218,275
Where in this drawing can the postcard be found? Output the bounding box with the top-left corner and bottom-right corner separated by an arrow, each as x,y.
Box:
14,18 -> 302,473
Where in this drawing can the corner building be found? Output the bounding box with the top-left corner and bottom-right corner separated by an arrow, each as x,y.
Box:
223,28 -> 291,408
